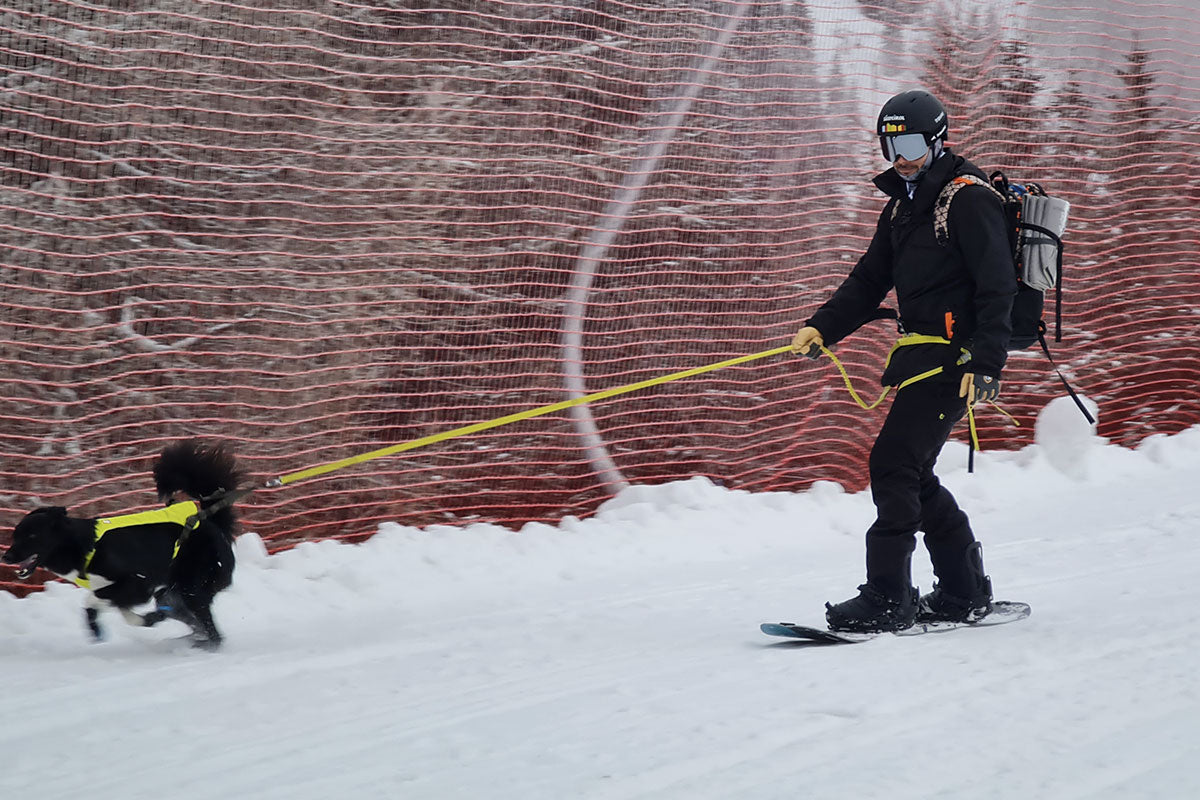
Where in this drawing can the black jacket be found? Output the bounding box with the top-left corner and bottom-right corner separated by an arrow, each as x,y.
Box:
806,149 -> 1015,385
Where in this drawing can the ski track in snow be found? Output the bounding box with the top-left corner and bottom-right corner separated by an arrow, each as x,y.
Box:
3,418 -> 1200,799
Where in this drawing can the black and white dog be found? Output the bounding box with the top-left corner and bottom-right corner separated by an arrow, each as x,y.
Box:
2,440 -> 243,650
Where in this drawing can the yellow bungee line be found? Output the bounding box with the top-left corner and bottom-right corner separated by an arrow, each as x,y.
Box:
265,337 -> 1018,490
813,335 -> 954,411
814,340 -> 1019,454
268,344 -> 796,487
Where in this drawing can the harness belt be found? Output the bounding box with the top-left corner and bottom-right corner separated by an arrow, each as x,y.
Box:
820,334 -> 961,409
817,336 -> 1018,471
76,501 -> 199,590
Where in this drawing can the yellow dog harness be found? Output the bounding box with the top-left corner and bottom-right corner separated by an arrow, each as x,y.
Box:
75,501 -> 200,590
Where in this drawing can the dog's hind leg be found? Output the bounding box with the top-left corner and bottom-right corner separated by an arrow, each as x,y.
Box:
153,587 -> 198,625
140,608 -> 169,626
120,608 -> 167,628
187,604 -> 222,651
140,588 -> 179,628
158,587 -> 221,650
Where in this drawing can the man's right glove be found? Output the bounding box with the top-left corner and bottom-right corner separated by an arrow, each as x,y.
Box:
959,372 -> 1001,405
791,326 -> 824,360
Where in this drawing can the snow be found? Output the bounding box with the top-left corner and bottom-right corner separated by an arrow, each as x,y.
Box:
1034,394 -> 1102,479
4,402 -> 1200,799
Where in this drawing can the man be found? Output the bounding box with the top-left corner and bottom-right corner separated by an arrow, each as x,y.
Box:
792,89 -> 1016,632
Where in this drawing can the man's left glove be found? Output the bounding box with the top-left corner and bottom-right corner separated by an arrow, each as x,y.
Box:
959,372 -> 1000,405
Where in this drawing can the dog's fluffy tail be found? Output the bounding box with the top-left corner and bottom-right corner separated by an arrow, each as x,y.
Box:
154,439 -> 243,534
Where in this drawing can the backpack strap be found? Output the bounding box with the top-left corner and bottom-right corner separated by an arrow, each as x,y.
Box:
888,175 -> 1005,246
932,175 -> 1005,246
1033,321 -> 1096,425
1018,219 -> 1066,341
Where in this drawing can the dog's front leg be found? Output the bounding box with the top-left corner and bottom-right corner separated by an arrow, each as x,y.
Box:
84,601 -> 104,641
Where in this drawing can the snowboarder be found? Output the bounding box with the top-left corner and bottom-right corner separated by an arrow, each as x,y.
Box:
792,89 -> 1015,632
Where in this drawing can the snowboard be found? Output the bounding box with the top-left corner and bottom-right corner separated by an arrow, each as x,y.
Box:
760,601 -> 1031,644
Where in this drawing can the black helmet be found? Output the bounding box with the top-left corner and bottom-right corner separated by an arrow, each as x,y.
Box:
876,90 -> 948,162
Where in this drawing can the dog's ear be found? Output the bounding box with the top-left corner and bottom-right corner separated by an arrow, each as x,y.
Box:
29,506 -> 69,519
18,507 -> 70,534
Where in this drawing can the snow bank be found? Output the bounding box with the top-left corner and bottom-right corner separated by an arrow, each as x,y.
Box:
3,418 -> 1200,800
3,419 -> 1198,637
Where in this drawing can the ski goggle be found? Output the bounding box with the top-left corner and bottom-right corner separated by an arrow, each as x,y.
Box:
880,132 -> 931,162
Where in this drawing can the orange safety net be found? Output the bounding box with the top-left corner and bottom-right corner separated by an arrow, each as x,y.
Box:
3,0 -> 1199,593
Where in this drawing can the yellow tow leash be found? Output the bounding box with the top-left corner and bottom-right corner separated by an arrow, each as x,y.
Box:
263,336 -> 1017,490
815,334 -> 954,410
814,340 -> 1019,456
267,345 -> 795,488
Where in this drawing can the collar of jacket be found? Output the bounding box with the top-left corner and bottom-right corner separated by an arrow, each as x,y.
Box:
872,148 -> 962,214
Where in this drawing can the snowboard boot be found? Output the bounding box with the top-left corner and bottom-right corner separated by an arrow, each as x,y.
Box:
917,541 -> 994,623
825,583 -> 918,633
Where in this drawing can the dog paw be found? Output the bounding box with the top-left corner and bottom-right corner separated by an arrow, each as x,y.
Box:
190,636 -> 221,652
140,610 -> 168,627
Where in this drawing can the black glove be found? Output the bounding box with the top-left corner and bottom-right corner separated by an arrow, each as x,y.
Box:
959,372 -> 1001,404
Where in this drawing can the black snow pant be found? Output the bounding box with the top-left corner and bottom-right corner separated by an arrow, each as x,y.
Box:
863,379 -> 979,599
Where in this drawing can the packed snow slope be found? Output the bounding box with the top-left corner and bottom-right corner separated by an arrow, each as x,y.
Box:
3,398 -> 1199,800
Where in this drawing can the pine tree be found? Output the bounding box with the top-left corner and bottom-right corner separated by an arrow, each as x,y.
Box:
854,0 -> 930,28
1109,41 -> 1163,220
1097,39 -> 1200,442
989,38 -> 1041,161
1043,71 -> 1100,271
917,13 -> 995,154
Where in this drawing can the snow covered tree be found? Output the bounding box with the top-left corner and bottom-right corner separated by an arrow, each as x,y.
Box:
916,12 -> 995,155
987,38 -> 1042,162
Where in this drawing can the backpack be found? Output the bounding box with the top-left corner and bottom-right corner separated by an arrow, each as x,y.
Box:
921,170 -> 1094,424
930,171 -> 1069,350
